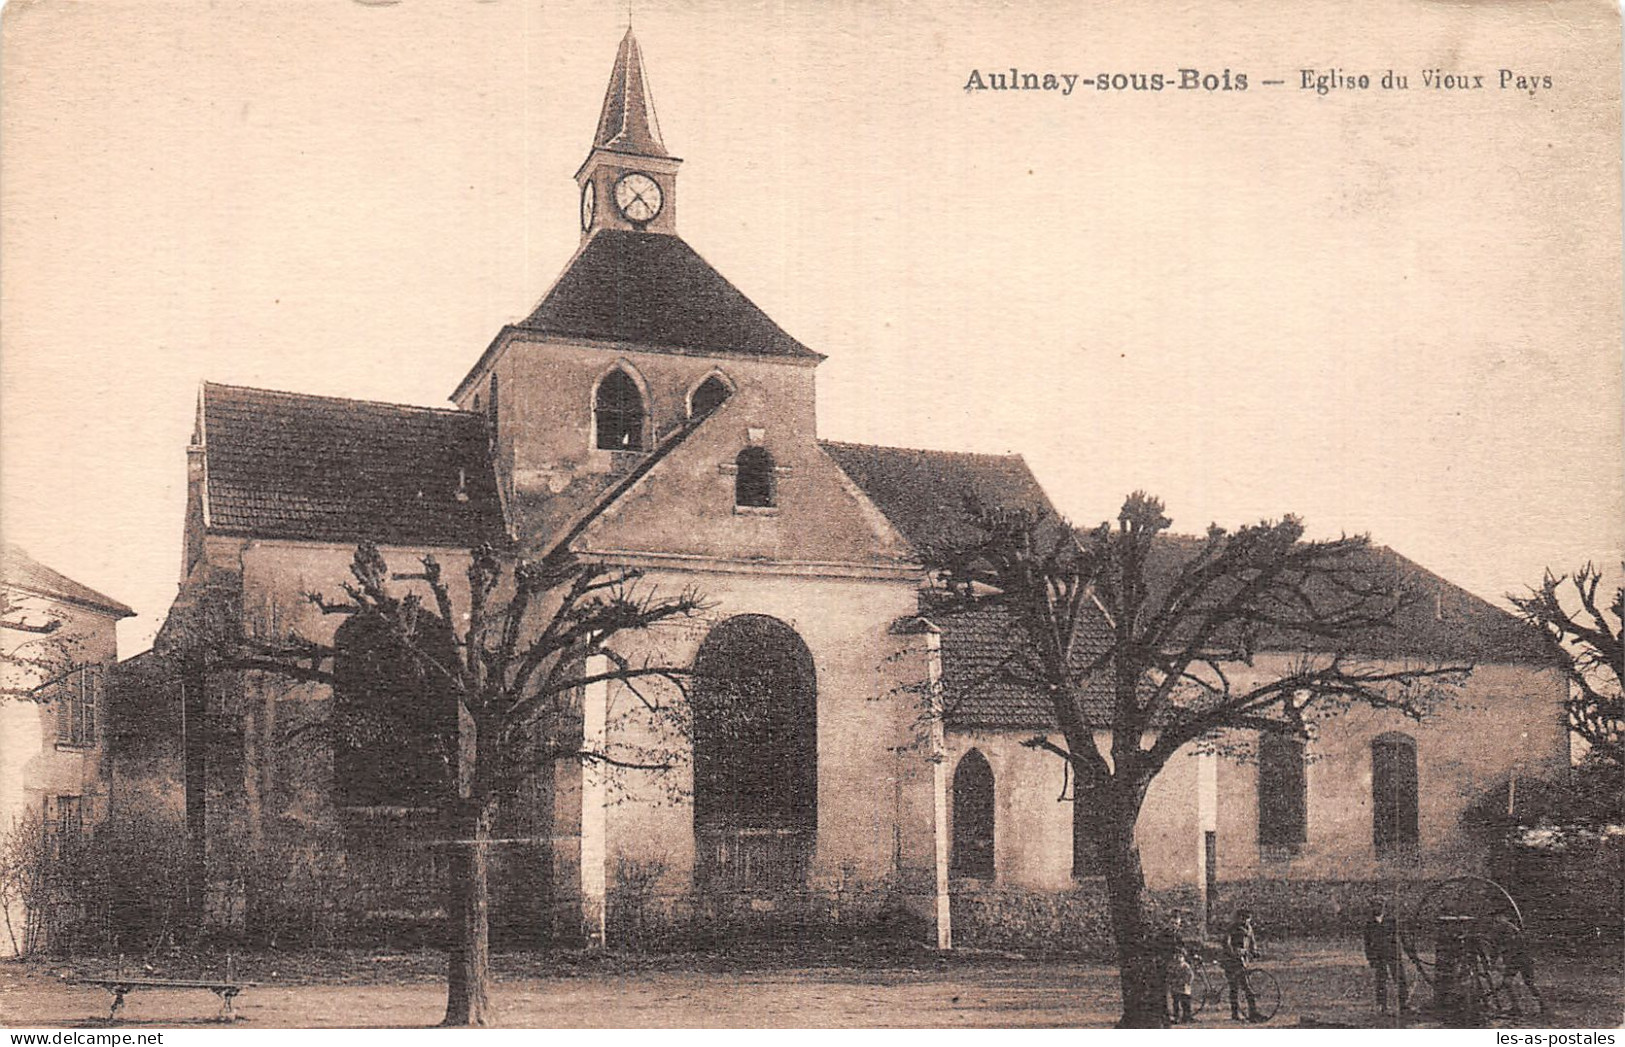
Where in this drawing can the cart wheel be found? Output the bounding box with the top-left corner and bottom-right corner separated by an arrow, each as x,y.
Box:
1402,875 -> 1524,986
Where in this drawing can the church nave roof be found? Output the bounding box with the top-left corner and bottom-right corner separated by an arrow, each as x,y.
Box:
198,382 -> 505,548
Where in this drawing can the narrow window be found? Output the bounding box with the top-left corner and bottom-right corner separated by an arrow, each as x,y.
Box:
951,750 -> 995,880
55,666 -> 96,747
1372,733 -> 1419,861
1257,732 -> 1307,852
735,447 -> 775,508
690,375 -> 731,419
594,369 -> 644,450
45,795 -> 83,858
488,373 -> 499,440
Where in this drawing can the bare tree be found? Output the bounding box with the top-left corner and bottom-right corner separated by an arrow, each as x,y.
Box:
1,589 -> 77,699
1509,563 -> 1623,766
207,541 -> 706,1026
924,492 -> 1469,1027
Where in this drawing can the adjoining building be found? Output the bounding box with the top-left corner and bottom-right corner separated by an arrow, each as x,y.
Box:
1,546 -> 134,955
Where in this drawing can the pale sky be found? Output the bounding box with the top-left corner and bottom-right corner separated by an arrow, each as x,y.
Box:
2,0 -> 1620,654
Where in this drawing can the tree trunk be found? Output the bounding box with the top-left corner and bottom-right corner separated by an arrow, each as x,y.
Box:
441,797 -> 495,1027
1096,781 -> 1167,1029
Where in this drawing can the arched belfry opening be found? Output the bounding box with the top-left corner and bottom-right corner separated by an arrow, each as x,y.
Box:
689,374 -> 731,419
692,614 -> 817,896
594,368 -> 645,451
951,749 -> 995,880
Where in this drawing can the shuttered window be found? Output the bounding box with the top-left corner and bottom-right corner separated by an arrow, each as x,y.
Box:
1258,733 -> 1307,852
1372,733 -> 1419,861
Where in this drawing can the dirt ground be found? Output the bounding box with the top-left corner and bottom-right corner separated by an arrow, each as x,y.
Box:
2,943 -> 1620,1029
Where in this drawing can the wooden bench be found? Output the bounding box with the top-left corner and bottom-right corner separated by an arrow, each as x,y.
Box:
74,976 -> 256,1021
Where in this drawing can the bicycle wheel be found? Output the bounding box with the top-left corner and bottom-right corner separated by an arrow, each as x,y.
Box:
1192,967 -> 1212,1015
1245,968 -> 1281,1023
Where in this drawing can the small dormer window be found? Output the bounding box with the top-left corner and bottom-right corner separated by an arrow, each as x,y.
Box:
595,369 -> 645,450
735,447 -> 775,508
690,375 -> 731,419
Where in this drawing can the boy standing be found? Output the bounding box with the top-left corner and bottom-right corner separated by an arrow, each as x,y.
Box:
1168,946 -> 1196,1023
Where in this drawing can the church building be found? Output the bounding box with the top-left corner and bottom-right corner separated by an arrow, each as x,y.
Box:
142,30 -> 1569,948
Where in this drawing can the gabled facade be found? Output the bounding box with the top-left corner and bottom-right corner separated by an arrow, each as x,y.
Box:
138,29 -> 1570,948
1,546 -> 134,954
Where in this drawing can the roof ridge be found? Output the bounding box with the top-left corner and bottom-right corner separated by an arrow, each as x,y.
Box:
2,544 -> 136,618
203,381 -> 469,417
819,438 -> 1026,461
547,409 -> 715,557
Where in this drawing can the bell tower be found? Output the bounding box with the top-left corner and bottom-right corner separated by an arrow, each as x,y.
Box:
575,29 -> 681,240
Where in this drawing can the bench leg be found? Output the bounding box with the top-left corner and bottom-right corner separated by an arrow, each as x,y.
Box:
107,987 -> 128,1022
212,987 -> 239,1020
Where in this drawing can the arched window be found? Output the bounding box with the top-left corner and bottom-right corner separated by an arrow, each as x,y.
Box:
735,447 -> 775,508
1258,732 -> 1307,852
951,749 -> 995,880
594,369 -> 644,451
690,375 -> 731,419
332,611 -> 459,809
692,614 -> 817,894
1372,732 -> 1419,860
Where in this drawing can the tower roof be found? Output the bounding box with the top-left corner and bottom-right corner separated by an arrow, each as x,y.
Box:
517,230 -> 821,359
593,28 -> 668,158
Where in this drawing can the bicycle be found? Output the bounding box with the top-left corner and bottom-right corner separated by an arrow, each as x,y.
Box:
1189,948 -> 1282,1023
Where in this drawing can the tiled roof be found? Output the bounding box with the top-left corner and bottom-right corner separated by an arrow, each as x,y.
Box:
2,545 -> 135,618
818,441 -> 1056,554
593,29 -> 668,158
201,383 -> 505,547
933,603 -> 1111,730
1259,544 -> 1552,664
929,536 -> 1552,733
518,231 -> 821,360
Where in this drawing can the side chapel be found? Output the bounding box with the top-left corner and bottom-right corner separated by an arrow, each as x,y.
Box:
145,30 -> 1569,946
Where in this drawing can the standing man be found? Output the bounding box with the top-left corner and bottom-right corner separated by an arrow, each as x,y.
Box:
1363,896 -> 1411,1016
1220,909 -> 1261,1022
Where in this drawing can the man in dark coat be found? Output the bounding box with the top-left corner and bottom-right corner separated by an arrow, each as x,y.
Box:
1220,909 -> 1260,1021
1363,896 -> 1411,1015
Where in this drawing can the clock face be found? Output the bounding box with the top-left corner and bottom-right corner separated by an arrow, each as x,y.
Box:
580,181 -> 596,232
614,172 -> 663,223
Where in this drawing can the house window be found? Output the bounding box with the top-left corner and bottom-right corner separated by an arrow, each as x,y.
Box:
332,611 -> 459,809
690,375 -> 731,419
55,665 -> 101,747
1372,732 -> 1419,861
594,369 -> 644,450
1257,732 -> 1307,853
952,749 -> 996,880
734,447 -> 775,508
44,795 -> 83,857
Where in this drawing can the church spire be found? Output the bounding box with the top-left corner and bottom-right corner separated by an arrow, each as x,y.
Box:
593,28 -> 667,158
575,29 -> 681,240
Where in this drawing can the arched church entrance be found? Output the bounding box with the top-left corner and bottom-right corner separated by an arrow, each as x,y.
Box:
692,614 -> 817,898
